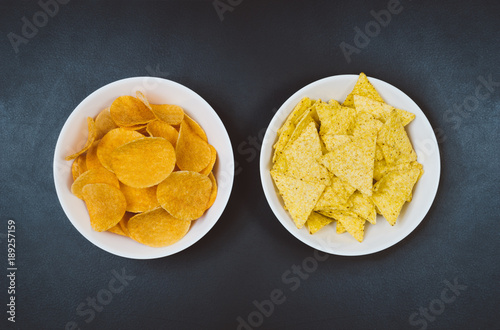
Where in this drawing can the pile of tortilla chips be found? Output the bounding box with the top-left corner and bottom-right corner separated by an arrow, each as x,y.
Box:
271,73 -> 423,242
66,92 -> 218,247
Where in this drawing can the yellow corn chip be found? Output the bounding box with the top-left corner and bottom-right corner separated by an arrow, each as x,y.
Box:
351,111 -> 383,138
176,120 -> 211,172
349,191 -> 376,224
97,128 -> 144,172
65,117 -> 96,161
146,120 -> 178,147
120,183 -> 160,213
319,135 -> 376,196
110,95 -> 156,127
270,170 -> 325,229
317,101 -> 356,136
111,137 -> 176,188
372,167 -> 421,225
314,176 -> 356,211
157,171 -> 212,221
343,72 -> 384,108
95,107 -> 118,140
377,111 -> 417,165
321,134 -> 352,152
283,122 -> 331,185
82,183 -> 126,232
71,168 -> 120,199
353,95 -> 415,126
330,211 -> 365,242
336,220 -> 346,234
306,212 -> 333,234
273,123 -> 295,163
128,208 -> 191,247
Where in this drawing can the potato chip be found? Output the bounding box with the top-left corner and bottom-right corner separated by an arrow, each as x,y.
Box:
146,120 -> 178,147
95,107 -> 118,140
65,117 -> 96,160
110,95 -> 155,127
377,111 -> 417,165
372,167 -> 421,225
118,212 -> 133,237
206,172 -> 218,210
282,122 -> 331,185
343,72 -> 384,108
200,144 -> 217,175
128,208 -> 191,247
306,212 -> 333,234
71,153 -> 87,180
354,95 -> 415,126
97,128 -> 144,172
120,183 -> 160,213
82,183 -> 126,232
349,191 -> 376,225
71,168 -> 120,199
176,120 -> 211,172
157,171 -> 212,221
86,141 -> 105,170
111,137 -> 176,188
331,211 -> 365,242
184,114 -> 207,142
135,91 -> 152,110
151,104 -> 184,125
319,135 -> 376,196
107,224 -> 126,236
270,170 -> 325,229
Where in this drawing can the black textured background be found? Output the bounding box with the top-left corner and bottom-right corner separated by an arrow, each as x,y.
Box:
1,0 -> 499,329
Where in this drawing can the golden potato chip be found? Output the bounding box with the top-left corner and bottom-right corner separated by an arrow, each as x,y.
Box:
377,111 -> 417,165
146,120 -> 178,147
95,107 -> 118,140
118,212 -> 133,237
270,170 -> 325,229
65,117 -> 96,160
111,137 -> 176,188
128,208 -> 191,247
332,211 -> 365,242
82,183 -> 126,232
121,123 -> 148,131
184,114 -> 207,142
157,171 -> 212,221
176,120 -> 211,172
120,183 -> 160,213
314,176 -> 355,211
97,128 -> 144,171
71,168 -> 120,199
306,212 -> 333,234
85,141 -> 105,170
343,72 -> 384,108
372,167 -> 421,225
200,144 -> 217,176
349,191 -> 376,225
151,104 -> 184,125
71,153 -> 87,180
206,172 -> 218,210
319,135 -> 376,196
336,220 -> 346,234
107,224 -> 126,236
110,95 -> 155,127
283,122 -> 331,185
135,91 -> 152,110
353,95 -> 415,126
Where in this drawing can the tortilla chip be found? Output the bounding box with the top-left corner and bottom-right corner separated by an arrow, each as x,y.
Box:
270,170 -> 326,229
321,134 -> 352,152
377,111 -> 417,165
349,191 -> 376,224
306,212 -> 333,234
343,72 -> 384,108
314,176 -> 356,211
354,95 -> 415,126
351,111 -> 383,138
336,220 -> 346,234
331,211 -> 365,242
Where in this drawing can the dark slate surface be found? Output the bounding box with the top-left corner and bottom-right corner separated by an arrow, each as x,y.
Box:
1,0 -> 499,329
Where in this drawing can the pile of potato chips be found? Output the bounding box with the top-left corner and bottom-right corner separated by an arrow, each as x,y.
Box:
66,92 -> 217,247
271,73 -> 423,242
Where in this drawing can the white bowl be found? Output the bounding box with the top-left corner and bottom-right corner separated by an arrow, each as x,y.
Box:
260,75 -> 440,256
54,77 -> 234,259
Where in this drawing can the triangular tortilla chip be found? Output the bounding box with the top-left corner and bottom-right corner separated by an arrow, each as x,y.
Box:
330,211 -> 365,242
351,111 -> 383,138
377,111 -> 417,165
372,167 -> 421,225
353,95 -> 415,126
336,220 -> 346,234
270,170 -> 326,229
349,191 -> 376,224
283,122 -> 331,185
314,176 -> 356,211
343,72 -> 384,108
317,102 -> 356,136
306,212 -> 334,234
319,135 -> 376,196
321,134 -> 352,152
